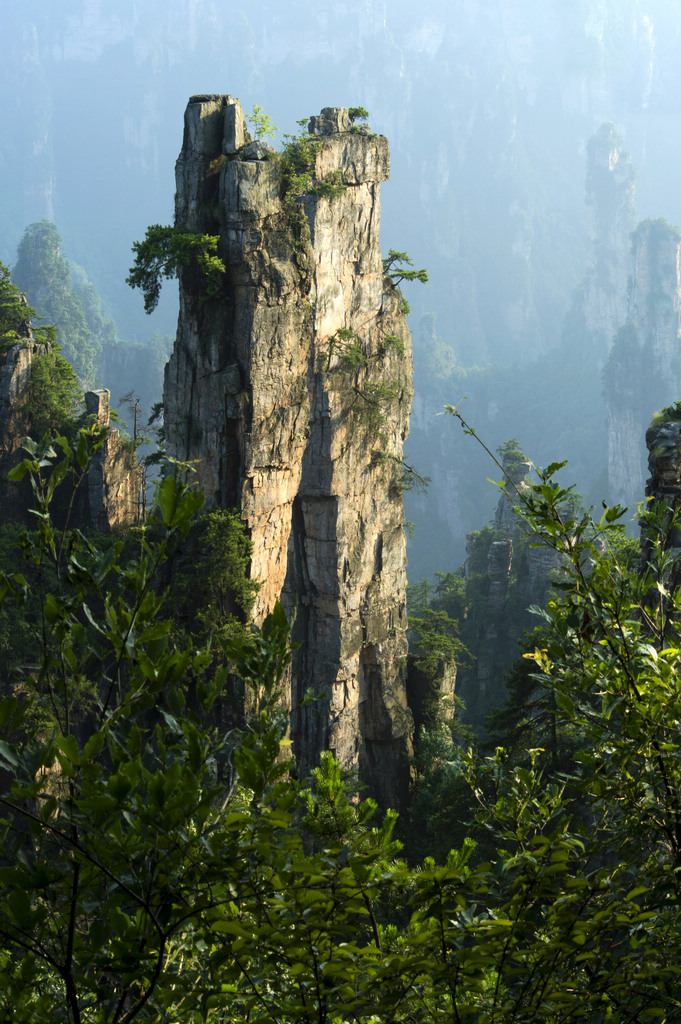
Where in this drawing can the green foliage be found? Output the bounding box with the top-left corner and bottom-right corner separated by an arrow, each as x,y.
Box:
0,261 -> 55,356
0,431 -> 278,1020
409,606 -> 468,677
319,325 -> 411,437
5,417 -> 681,1019
496,437 -> 526,467
348,106 -> 370,122
278,118 -> 322,202
0,431 -> 414,1022
0,522 -> 39,678
402,723 -> 479,865
485,635 -> 568,769
247,103 -> 278,140
382,248 -> 429,286
310,167 -> 347,197
23,348 -> 83,439
0,260 -> 83,441
652,399 -> 681,425
407,586 -> 467,683
403,419 -> 681,1017
371,449 -> 429,494
381,248 -> 427,321
381,332 -> 405,357
278,118 -> 348,203
127,224 -> 225,313
12,222 -> 103,385
169,506 -> 260,663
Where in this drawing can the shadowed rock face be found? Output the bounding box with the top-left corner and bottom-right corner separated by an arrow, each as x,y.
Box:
164,96 -> 414,809
642,416 -> 681,595
646,418 -> 681,504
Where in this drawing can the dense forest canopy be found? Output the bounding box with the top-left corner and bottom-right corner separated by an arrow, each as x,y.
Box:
1,432 -> 681,1020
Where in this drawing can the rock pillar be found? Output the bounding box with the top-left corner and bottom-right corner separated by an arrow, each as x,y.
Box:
164,96 -> 414,809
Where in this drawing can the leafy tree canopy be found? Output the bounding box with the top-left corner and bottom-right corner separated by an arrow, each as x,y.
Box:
23,347 -> 83,439
3,417 -> 681,1019
127,224 -> 225,313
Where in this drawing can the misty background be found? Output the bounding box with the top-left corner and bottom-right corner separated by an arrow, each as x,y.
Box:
3,0 -> 681,581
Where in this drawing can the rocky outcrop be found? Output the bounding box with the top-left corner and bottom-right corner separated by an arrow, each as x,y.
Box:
606,220 -> 681,507
645,416 -> 681,508
164,96 -> 414,809
0,330 -> 142,530
79,389 -> 144,530
641,414 -> 681,595
0,335 -> 49,521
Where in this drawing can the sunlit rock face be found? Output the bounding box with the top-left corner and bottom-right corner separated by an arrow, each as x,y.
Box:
81,389 -> 144,531
605,220 -> 681,508
164,96 -> 414,809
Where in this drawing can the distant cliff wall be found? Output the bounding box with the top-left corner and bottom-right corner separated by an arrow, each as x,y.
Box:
456,455 -> 560,732
164,96 -> 414,808
582,123 -> 637,359
606,220 -> 681,507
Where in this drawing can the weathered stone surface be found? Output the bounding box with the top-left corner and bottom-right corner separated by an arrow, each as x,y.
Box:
165,98 -> 414,809
221,160 -> 281,220
314,135 -> 389,186
222,96 -> 248,155
309,107 -> 351,136
81,389 -> 143,531
243,140 -> 274,161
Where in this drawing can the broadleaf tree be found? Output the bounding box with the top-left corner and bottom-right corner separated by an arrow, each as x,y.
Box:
2,413 -> 681,1020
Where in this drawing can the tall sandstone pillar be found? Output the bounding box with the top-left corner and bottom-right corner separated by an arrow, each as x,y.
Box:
164,96 -> 414,809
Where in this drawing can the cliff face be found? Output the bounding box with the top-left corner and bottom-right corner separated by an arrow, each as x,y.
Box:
164,96 -> 414,808
606,220 -> 681,506
0,335 -> 49,521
